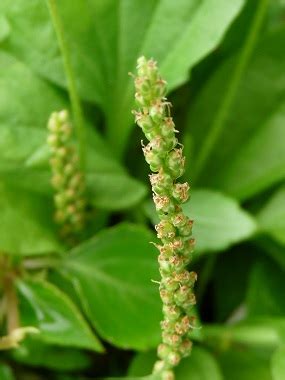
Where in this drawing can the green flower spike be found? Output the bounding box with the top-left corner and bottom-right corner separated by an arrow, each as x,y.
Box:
133,56 -> 197,380
47,110 -> 86,245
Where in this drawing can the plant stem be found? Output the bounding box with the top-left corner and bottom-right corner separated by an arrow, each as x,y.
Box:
202,323 -> 280,349
193,0 -> 269,181
46,0 -> 86,170
23,256 -> 60,270
4,275 -> 19,334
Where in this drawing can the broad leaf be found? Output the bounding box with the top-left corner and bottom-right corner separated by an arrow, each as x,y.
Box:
257,186 -> 285,246
129,347 -> 223,380
61,223 -> 162,350
0,15 -> 10,42
17,279 -> 103,352
144,189 -> 257,253
247,260 -> 285,317
186,28 -> 285,200
0,50 -> 146,210
0,182 -> 62,255
218,103 -> 285,200
1,0 -> 245,156
11,338 -> 91,371
218,347 -> 272,380
0,365 -> 14,380
271,346 -> 285,380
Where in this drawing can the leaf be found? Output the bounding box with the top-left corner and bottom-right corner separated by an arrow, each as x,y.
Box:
271,346 -> 285,380
88,172 -> 147,211
129,347 -> 223,380
0,50 -> 146,210
217,103 -> 285,200
0,364 -> 14,380
11,337 -> 91,371
257,186 -> 285,246
17,279 -> 103,352
144,189 -> 257,253
1,0 -> 245,156
0,182 -> 62,255
0,15 -> 10,42
186,28 -> 285,200
61,223 -> 162,350
213,246 -> 257,321
247,260 -> 285,317
218,347 -> 272,380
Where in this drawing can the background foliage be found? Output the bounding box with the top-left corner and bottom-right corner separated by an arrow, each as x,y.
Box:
0,0 -> 285,379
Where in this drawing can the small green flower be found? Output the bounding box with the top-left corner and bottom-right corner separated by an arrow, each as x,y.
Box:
47,110 -> 86,245
132,56 -> 198,379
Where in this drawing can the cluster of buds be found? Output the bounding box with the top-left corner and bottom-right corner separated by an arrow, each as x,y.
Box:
133,57 -> 197,380
47,110 -> 86,244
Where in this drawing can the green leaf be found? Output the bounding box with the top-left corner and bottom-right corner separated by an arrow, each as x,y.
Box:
1,0 -> 245,156
144,189 -> 257,253
187,28 -> 285,200
0,182 -> 62,255
257,186 -> 285,246
129,347 -> 223,380
0,364 -> 14,380
88,172 -> 147,211
217,103 -> 285,200
17,279 -> 103,352
61,223 -> 162,350
247,260 -> 285,317
11,337 -> 91,371
213,247 -> 257,321
218,347 -> 272,380
271,346 -> 285,380
0,51 -> 67,170
0,15 -> 10,42
0,50 -> 146,210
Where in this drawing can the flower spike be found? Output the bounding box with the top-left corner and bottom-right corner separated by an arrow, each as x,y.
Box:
132,56 -> 197,380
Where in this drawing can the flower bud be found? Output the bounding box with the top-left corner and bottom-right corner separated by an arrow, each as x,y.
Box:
166,149 -> 185,178
142,145 -> 161,172
172,182 -> 190,203
149,101 -> 166,123
163,305 -> 181,321
149,171 -> 173,195
158,343 -> 172,359
162,332 -> 182,347
153,360 -> 166,374
167,351 -> 181,366
156,220 -> 176,240
153,194 -> 175,214
163,276 -> 179,292
179,339 -> 192,357
160,288 -> 173,305
178,219 -> 193,237
162,370 -> 175,380
134,111 -> 154,133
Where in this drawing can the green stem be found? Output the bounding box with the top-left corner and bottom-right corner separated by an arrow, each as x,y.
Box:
193,0 -> 269,181
4,275 -> 19,334
46,0 -> 86,170
202,323 -> 280,349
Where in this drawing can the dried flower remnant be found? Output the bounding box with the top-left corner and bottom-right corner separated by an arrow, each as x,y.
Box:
132,56 -> 197,380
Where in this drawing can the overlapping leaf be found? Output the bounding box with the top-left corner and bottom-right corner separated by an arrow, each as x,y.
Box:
186,28 -> 285,200
17,279 -> 103,352
1,0 -> 245,156
61,223 -> 162,350
257,186 -> 285,246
